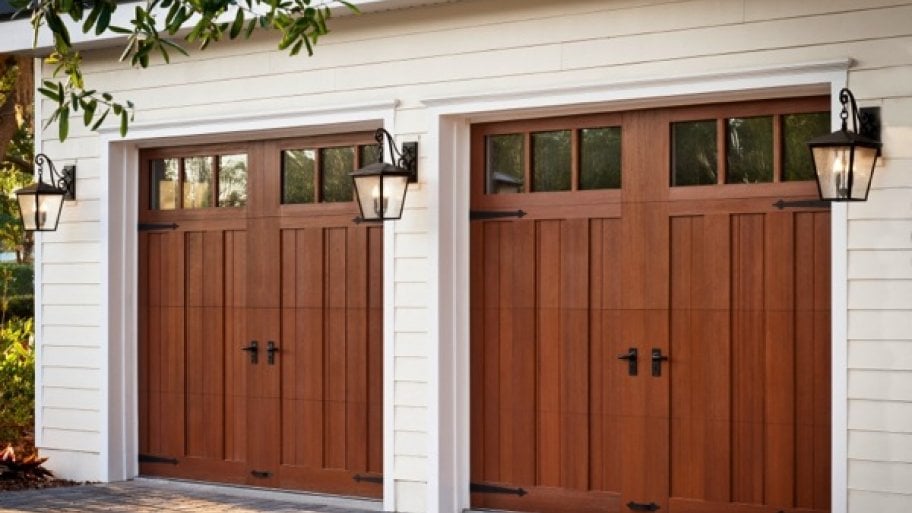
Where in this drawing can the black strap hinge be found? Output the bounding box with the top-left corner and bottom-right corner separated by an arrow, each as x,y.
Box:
470,209 -> 527,221
138,222 -> 179,231
138,454 -> 178,465
772,199 -> 831,210
470,482 -> 527,496
353,473 -> 383,484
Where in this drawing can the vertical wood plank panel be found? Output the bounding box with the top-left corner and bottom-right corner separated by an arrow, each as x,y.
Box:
324,228 -> 348,469
560,218 -> 589,491
511,221 -> 537,486
498,222 -> 516,483
537,220 -> 561,488
482,221 -> 501,481
764,212 -> 795,508
346,227 -> 369,472
225,230 -> 247,462
794,212 -> 816,509
813,212 -> 832,512
470,222 -> 485,483
731,214 -> 765,504
699,214 -> 732,504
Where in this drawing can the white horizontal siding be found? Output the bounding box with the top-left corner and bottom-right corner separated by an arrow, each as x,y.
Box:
29,0 -> 912,509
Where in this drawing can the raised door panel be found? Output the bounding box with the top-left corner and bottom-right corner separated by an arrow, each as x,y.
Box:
667,211 -> 830,513
139,228 -> 248,482
470,217 -> 625,513
276,224 -> 383,498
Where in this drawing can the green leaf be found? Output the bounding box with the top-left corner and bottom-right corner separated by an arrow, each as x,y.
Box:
230,8 -> 244,39
59,107 -> 70,141
120,110 -> 129,137
244,18 -> 256,38
161,38 -> 189,57
102,92 -> 113,101
338,0 -> 360,14
96,4 -> 112,35
83,104 -> 93,125
107,25 -> 133,34
91,109 -> 109,131
38,87 -> 60,102
83,3 -> 101,33
112,103 -> 122,115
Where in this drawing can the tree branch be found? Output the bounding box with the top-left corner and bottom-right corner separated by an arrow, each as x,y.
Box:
2,155 -> 32,174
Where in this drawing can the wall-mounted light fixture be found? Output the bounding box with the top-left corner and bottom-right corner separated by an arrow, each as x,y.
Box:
807,87 -> 882,201
15,153 -> 76,232
349,128 -> 417,222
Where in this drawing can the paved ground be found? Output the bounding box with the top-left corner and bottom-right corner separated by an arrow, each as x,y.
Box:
0,479 -> 383,512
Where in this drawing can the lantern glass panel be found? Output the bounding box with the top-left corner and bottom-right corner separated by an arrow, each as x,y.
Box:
812,145 -> 852,200
18,191 -> 64,231
353,173 -> 409,221
850,146 -> 879,199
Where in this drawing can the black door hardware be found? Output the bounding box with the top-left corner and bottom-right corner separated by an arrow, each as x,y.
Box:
772,199 -> 831,210
651,348 -> 669,377
469,209 -> 528,221
250,470 -> 272,479
470,482 -> 528,496
138,222 -> 179,231
242,341 -> 258,364
267,341 -> 279,365
627,501 -> 659,511
353,473 -> 383,484
138,454 -> 178,465
617,347 -> 638,376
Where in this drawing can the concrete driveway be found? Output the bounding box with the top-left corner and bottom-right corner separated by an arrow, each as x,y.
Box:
0,478 -> 383,512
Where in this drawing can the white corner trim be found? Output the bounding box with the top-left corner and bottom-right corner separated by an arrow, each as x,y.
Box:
96,101 -> 399,510
829,80 -> 849,513
32,57 -> 45,451
425,60 -> 850,513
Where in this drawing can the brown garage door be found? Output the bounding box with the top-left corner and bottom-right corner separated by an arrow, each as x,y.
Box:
138,135 -> 383,496
470,97 -> 831,513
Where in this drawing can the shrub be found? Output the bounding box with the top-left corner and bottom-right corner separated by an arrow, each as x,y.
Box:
0,318 -> 34,446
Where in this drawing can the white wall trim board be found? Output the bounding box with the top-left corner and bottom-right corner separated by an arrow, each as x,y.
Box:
93,102 -> 400,510
424,59 -> 851,513
32,56 -> 45,451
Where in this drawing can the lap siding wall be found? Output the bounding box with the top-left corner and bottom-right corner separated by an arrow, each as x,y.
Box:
32,0 -> 912,511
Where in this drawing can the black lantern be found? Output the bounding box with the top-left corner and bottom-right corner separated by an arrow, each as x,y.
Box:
350,128 -> 417,222
14,154 -> 76,232
807,88 -> 882,201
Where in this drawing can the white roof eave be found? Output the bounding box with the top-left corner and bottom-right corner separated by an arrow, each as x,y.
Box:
0,0 -> 447,54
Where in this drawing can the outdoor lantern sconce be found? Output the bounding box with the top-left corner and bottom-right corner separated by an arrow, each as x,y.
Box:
807,87 -> 882,201
349,128 -> 417,222
14,153 -> 76,232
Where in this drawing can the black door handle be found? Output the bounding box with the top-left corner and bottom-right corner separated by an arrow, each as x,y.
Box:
651,348 -> 668,377
242,341 -> 258,364
616,347 -> 638,376
267,341 -> 279,365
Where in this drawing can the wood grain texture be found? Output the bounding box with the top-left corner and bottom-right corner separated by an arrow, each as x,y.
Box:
470,98 -> 831,513
138,138 -> 382,498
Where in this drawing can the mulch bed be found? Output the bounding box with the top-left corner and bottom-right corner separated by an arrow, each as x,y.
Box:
0,476 -> 80,492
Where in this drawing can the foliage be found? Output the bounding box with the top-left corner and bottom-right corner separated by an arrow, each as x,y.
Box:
0,317 -> 35,446
11,0 -> 360,141
0,132 -> 35,263
0,264 -> 34,321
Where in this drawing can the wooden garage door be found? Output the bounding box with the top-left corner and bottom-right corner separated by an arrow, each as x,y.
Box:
138,135 -> 383,497
470,97 -> 831,513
